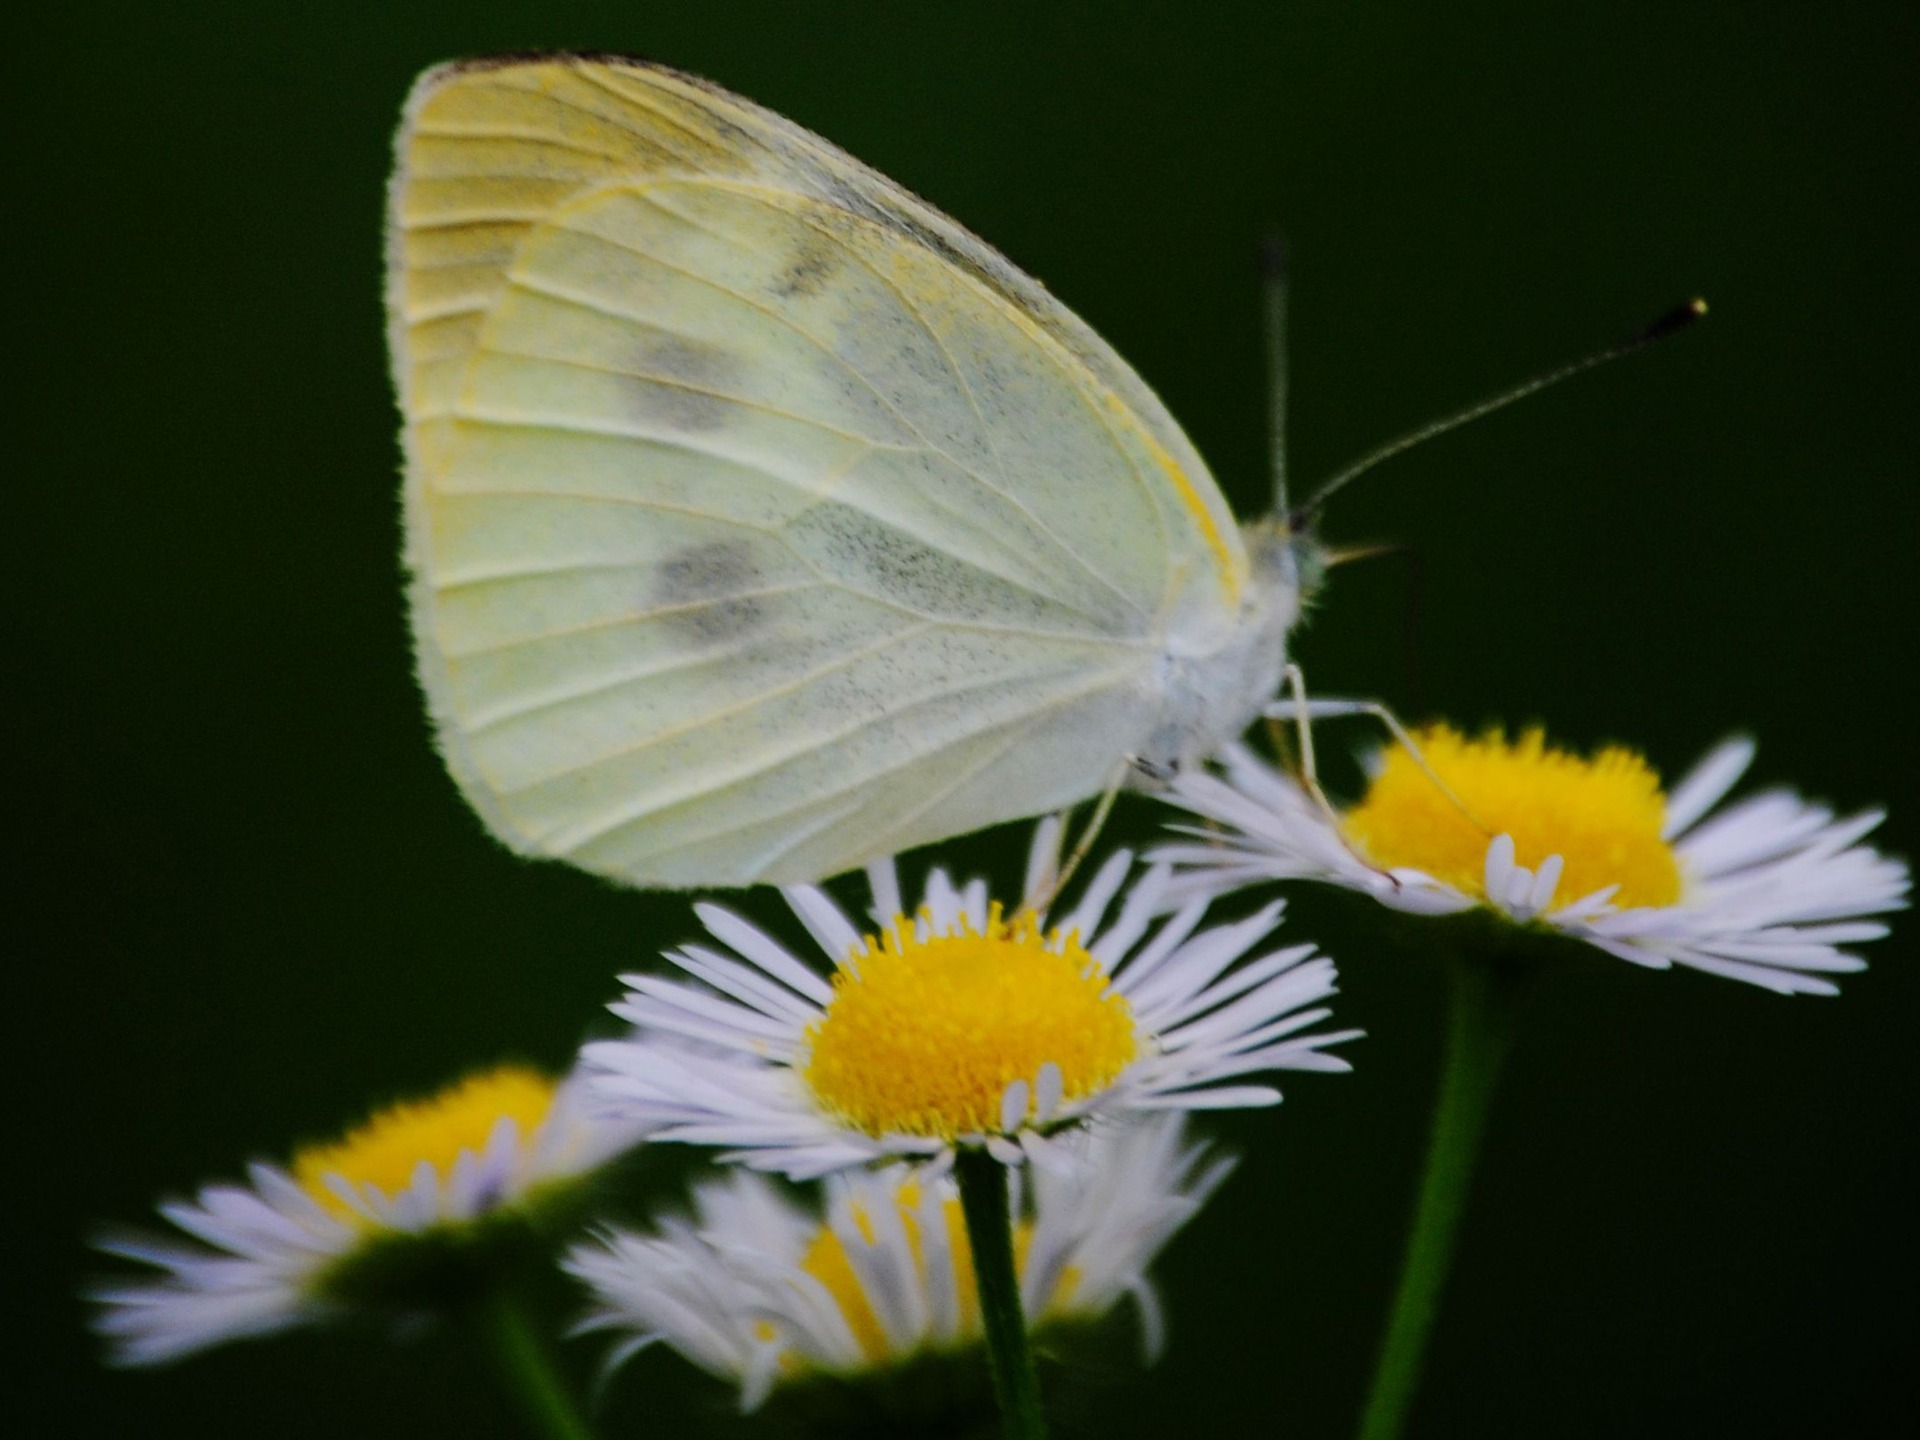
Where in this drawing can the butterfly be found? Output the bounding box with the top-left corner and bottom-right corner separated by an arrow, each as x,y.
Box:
387,54 -> 1323,888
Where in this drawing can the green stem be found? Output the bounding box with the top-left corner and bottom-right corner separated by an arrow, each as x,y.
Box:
479,1288 -> 599,1440
954,1146 -> 1047,1440
1357,954 -> 1527,1440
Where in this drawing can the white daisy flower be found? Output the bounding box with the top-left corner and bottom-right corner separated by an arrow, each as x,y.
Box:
584,819 -> 1357,1180
92,1065 -> 643,1364
1156,727 -> 1908,996
565,1114 -> 1232,1411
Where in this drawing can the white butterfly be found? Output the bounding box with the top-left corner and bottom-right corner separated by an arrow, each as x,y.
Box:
388,55 -> 1322,887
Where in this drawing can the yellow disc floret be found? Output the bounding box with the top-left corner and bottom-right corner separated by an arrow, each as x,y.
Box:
801,906 -> 1138,1141
1343,725 -> 1682,910
799,1183 -> 971,1363
796,1182 -> 1073,1368
291,1066 -> 557,1225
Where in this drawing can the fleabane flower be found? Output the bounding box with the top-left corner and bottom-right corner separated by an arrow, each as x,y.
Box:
584,819 -> 1357,1179
1157,727 -> 1908,996
91,1065 -> 643,1364
565,1115 -> 1231,1411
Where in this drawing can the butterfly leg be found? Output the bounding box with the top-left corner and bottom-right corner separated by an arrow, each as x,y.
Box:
1029,764 -> 1131,915
1261,666 -> 1490,833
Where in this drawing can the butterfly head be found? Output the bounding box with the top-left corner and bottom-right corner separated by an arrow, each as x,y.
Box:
1245,512 -> 1331,633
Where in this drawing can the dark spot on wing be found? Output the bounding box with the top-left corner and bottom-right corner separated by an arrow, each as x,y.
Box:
770,237 -> 838,299
626,333 -> 743,433
650,539 -> 771,642
785,502 -> 1062,628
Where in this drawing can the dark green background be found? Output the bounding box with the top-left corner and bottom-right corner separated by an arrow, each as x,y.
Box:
12,3 -> 1916,1435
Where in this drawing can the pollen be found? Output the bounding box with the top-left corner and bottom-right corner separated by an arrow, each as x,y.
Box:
291,1066 -> 557,1224
801,906 -> 1139,1142
1343,725 -> 1682,910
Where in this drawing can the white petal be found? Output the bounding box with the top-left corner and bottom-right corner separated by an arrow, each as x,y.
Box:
864,855 -> 904,930
1662,735 -> 1756,838
1033,1062 -> 1065,1124
985,1136 -> 1026,1165
1483,834 -> 1518,909
1526,853 -> 1565,916
692,905 -> 834,1004
1056,849 -> 1133,945
999,1078 -> 1031,1133
1022,815 -> 1066,912
784,886 -> 865,969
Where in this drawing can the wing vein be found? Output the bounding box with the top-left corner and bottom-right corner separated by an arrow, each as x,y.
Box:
446,614 -> 774,665
655,184 -> 1209,614
725,794 -> 871,881
534,212 -> 985,476
776,204 -> 1153,622
404,209 -> 553,232
405,298 -> 493,324
858,718 -> 1046,860
610,189 -> 1152,623
430,485 -> 780,534
470,72 -> 679,149
570,65 -> 728,156
432,423 -> 803,504
506,622 -> 940,798
476,319 -> 913,447
399,216 -> 532,237
409,122 -> 636,165
435,556 -> 714,589
460,601 -> 819,731
451,388 -> 1122,629
557,662 -> 1141,854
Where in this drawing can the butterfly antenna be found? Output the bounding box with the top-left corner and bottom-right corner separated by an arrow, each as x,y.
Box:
1260,231 -> 1292,515
1294,297 -> 1708,525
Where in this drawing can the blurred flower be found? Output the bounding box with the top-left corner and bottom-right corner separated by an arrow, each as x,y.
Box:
566,1114 -> 1231,1410
585,819 -> 1357,1180
92,1065 -> 643,1364
1157,728 -> 1907,995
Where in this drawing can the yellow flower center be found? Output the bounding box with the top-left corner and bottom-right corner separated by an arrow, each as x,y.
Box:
801,906 -> 1138,1141
291,1066 -> 557,1225
796,1182 -> 1078,1367
1342,725 -> 1681,910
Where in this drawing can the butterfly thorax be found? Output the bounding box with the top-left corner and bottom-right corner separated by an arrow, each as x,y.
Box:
1134,517 -> 1322,783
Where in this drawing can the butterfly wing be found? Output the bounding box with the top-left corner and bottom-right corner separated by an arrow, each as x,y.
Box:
390,57 -> 1247,886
